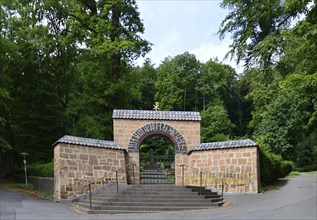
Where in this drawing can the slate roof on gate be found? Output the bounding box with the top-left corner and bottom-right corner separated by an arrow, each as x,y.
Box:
189,139 -> 258,153
52,135 -> 125,150
113,109 -> 201,121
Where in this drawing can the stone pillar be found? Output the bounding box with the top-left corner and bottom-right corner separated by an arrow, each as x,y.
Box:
175,153 -> 189,186
127,152 -> 140,185
54,145 -> 61,199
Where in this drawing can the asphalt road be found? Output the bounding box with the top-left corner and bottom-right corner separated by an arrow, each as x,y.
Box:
0,173 -> 316,220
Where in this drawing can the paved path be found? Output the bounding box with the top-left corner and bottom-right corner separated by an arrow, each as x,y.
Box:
1,173 -> 316,220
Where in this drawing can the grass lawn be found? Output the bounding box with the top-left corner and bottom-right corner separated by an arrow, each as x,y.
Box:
3,182 -> 57,202
260,170 -> 316,192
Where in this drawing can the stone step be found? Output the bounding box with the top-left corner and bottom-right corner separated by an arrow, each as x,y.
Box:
92,191 -> 218,198
81,196 -> 222,204
72,184 -> 224,214
186,186 -> 220,195
74,203 -> 221,212
72,206 -> 158,214
94,187 -> 204,194
91,189 -> 221,199
91,195 -> 221,201
94,188 -> 197,193
89,197 -> 223,203
140,175 -> 169,179
77,200 -> 213,207
82,207 -> 216,214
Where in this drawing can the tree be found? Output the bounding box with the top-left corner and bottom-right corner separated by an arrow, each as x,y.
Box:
65,0 -> 151,139
155,52 -> 201,111
197,59 -> 236,111
248,71 -> 317,164
140,135 -> 174,156
0,0 -> 79,162
200,100 -> 235,142
130,59 -> 157,110
218,0 -> 311,72
277,3 -> 317,75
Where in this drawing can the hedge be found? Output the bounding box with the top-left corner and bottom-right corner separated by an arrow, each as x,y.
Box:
260,147 -> 293,185
27,162 -> 54,177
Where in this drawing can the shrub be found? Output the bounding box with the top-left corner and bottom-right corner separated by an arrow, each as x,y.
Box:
280,160 -> 294,178
259,145 -> 293,185
27,162 -> 54,177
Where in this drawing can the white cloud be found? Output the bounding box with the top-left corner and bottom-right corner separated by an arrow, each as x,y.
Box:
190,40 -> 244,73
136,31 -> 181,66
134,0 -> 244,73
190,41 -> 229,63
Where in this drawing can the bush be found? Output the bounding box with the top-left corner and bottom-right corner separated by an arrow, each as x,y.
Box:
294,164 -> 317,172
280,160 -> 294,178
27,162 -> 54,177
259,146 -> 293,185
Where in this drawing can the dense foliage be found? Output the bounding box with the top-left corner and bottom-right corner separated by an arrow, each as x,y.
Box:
1,0 -> 316,184
27,162 -> 54,177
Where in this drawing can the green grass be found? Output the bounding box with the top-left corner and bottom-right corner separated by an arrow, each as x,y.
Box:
4,183 -> 35,190
286,171 -> 300,178
260,170 -> 317,193
3,183 -> 58,202
286,170 -> 316,178
259,178 -> 289,192
303,170 -> 317,174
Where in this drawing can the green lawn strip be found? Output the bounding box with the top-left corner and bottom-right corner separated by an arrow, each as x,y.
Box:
3,183 -> 57,202
302,170 -> 317,174
286,171 -> 300,178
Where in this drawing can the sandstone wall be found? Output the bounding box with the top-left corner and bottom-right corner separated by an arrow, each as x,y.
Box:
54,143 -> 127,200
187,147 -> 259,193
113,119 -> 200,151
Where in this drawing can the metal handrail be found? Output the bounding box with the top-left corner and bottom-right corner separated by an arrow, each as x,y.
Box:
86,163 -> 136,210
85,163 -> 135,187
180,163 -> 224,187
180,163 -> 225,205
180,163 -> 206,195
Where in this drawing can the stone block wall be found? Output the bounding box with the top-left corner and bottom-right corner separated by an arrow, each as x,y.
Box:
14,176 -> 54,195
113,119 -> 201,151
54,143 -> 127,200
175,154 -> 189,186
187,147 -> 259,193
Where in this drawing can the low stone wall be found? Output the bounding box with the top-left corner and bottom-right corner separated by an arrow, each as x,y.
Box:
29,176 -> 54,195
14,176 -> 54,195
54,143 -> 127,200
188,146 -> 259,193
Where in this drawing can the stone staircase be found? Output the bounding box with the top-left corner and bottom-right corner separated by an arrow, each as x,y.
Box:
140,169 -> 174,184
70,184 -> 224,214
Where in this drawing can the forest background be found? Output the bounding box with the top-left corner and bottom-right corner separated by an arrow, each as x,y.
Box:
1,0 -> 316,185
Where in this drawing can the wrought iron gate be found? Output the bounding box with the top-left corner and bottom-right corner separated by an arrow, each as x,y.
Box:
140,154 -> 175,184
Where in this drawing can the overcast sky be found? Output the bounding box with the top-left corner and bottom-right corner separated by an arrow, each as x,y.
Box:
135,0 -> 241,71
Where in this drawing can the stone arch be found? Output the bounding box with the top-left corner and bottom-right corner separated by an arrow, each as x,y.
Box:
127,123 -> 187,153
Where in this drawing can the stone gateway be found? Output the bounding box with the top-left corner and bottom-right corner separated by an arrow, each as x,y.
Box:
53,110 -> 260,200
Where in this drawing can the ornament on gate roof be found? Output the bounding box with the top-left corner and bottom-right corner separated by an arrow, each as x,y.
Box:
153,102 -> 160,111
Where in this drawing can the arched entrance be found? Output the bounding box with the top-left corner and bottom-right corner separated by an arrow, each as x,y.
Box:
128,123 -> 187,184
112,109 -> 201,185
139,134 -> 175,184
127,123 -> 187,153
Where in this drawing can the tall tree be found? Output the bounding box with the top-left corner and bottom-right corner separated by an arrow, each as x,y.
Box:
0,0 -> 80,162
218,0 -> 311,73
201,100 -> 235,142
130,59 -> 157,110
66,0 -> 151,139
155,52 -> 201,111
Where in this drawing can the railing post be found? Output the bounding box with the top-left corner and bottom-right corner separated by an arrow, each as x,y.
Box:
180,164 -> 185,186
132,163 -> 135,185
116,170 -> 119,193
221,181 -> 224,206
88,183 -> 92,210
200,171 -> 202,195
